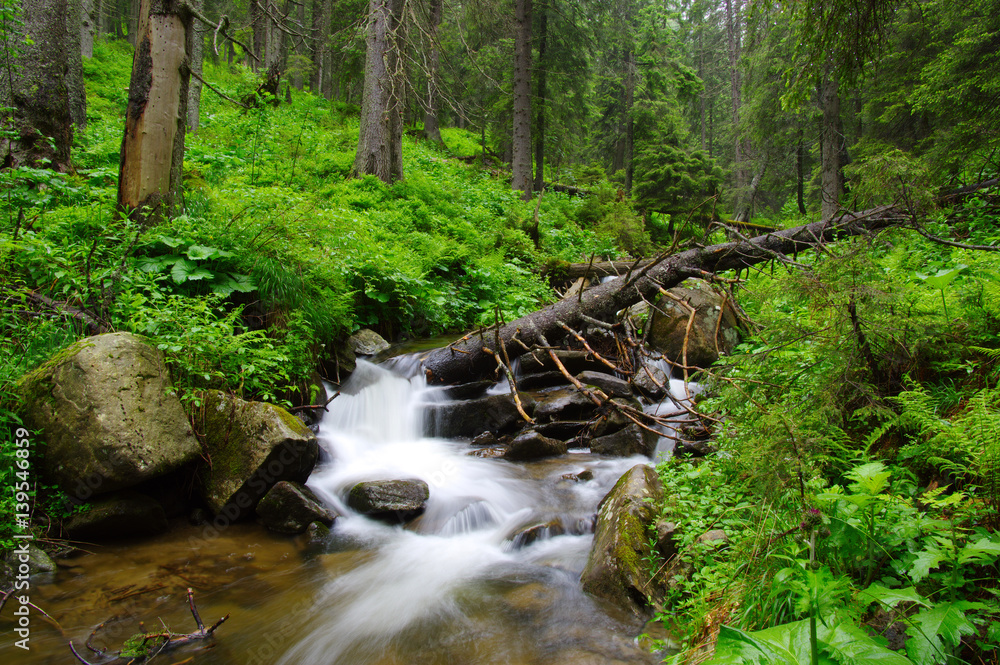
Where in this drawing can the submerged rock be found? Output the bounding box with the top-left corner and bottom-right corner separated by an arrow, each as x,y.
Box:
503,430 -> 568,460
64,491 -> 169,541
347,479 -> 430,522
197,390 -> 319,521
17,332 -> 201,499
257,481 -> 336,534
580,464 -> 664,620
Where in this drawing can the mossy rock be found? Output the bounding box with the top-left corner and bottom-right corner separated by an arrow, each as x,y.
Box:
196,390 -> 319,521
257,481 -> 336,534
580,464 -> 664,621
347,479 -> 429,522
646,279 -> 741,369
17,332 -> 201,499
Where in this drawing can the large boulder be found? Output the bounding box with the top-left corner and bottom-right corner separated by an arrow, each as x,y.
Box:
17,333 -> 201,499
197,390 -> 319,521
581,464 -> 664,620
347,479 -> 429,522
533,387 -> 599,423
576,371 -> 634,399
424,393 -> 535,439
256,481 -> 337,534
646,279 -> 741,369
64,491 -> 169,540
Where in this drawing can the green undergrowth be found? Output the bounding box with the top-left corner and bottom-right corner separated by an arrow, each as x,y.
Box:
650,194 -> 1000,664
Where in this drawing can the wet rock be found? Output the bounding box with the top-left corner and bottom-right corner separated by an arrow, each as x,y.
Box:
504,430 -> 568,461
4,542 -> 57,576
561,469 -> 595,482
64,491 -> 169,541
646,279 -> 741,369
631,365 -> 669,401
348,479 -> 429,522
697,529 -> 728,545
520,349 -> 609,376
589,424 -> 658,458
533,387 -> 599,422
581,464 -> 664,620
675,439 -> 718,457
471,431 -> 499,447
425,393 -> 535,439
348,328 -> 391,356
467,446 -> 509,458
576,371 -> 633,399
533,421 -> 588,441
517,371 -> 568,390
296,521 -> 332,553
507,520 -> 565,549
257,481 -> 337,534
17,332 -> 201,499
442,380 -> 494,400
197,390 -> 319,521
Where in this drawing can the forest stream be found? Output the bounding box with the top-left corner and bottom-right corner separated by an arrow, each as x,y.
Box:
6,357 -> 691,665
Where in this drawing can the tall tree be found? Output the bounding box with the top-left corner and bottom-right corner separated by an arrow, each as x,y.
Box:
117,0 -> 194,224
0,0 -> 84,170
531,0 -> 547,191
511,0 -> 533,199
422,0 -> 445,145
352,0 -> 405,183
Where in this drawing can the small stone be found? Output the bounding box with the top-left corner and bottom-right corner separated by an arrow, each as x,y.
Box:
347,479 -> 429,522
257,481 -> 336,534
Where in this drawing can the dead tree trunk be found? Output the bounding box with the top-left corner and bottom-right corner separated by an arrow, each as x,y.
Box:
117,0 -> 193,225
421,206 -> 909,384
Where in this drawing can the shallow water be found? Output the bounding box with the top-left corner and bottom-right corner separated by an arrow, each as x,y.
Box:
6,361 -> 658,665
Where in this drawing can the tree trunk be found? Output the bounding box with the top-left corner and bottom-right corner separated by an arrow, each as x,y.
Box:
624,46 -> 635,193
310,0 -> 331,93
820,72 -> 843,221
117,0 -> 192,225
421,205 -> 909,384
422,0 -> 444,145
796,128 -> 807,214
82,0 -> 96,58
351,0 -> 404,183
251,0 -> 266,70
0,0 -> 80,171
532,0 -> 547,192
187,0 -> 203,133
511,0 -> 532,200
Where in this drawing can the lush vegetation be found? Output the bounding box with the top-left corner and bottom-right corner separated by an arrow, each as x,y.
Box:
648,200 -> 1000,663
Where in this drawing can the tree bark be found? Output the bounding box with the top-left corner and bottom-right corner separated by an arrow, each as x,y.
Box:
187,0 -> 203,133
511,0 -> 533,200
421,205 -> 909,384
0,0 -> 81,171
532,0 -> 547,192
310,0 -> 330,94
351,0 -> 404,183
117,0 -> 193,225
820,71 -> 843,221
422,0 -> 444,145
624,46 -> 635,193
82,0 -> 96,58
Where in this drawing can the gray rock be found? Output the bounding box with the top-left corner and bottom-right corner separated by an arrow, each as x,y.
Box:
296,521 -> 332,553
17,332 -> 201,499
655,519 -> 679,561
504,430 -> 568,460
631,365 -> 670,401
442,380 -> 494,400
576,371 -> 633,399
581,464 -> 664,620
197,390 -> 319,521
425,393 -> 534,438
65,491 -> 169,541
533,387 -> 599,422
256,481 -> 336,534
347,329 -> 390,356
590,424 -> 658,457
646,279 -> 741,369
348,479 -> 429,521
467,446 -> 508,458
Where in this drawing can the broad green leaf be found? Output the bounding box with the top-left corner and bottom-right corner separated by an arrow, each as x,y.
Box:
185,244 -> 219,260
920,265 -> 968,290
909,547 -> 947,583
858,584 -> 929,610
821,620 -> 915,665
847,461 -> 892,495
182,267 -> 215,282
958,537 -> 1000,565
709,624 -> 801,665
905,602 -> 977,665
170,258 -> 199,284
155,235 -> 184,248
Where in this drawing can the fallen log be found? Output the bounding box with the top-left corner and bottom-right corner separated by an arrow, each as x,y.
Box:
421,205 -> 909,385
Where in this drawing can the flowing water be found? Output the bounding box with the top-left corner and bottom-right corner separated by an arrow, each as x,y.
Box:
6,359 -> 663,664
